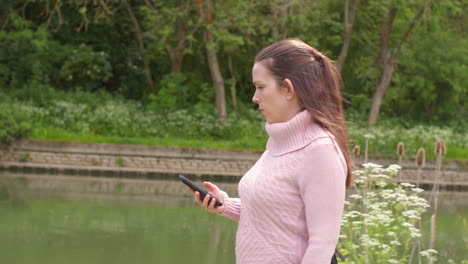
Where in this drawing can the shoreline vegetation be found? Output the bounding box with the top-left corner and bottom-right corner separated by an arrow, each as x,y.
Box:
1,91 -> 466,162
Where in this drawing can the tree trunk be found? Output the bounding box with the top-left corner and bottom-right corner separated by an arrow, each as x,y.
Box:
227,52 -> 237,112
368,61 -> 393,126
202,0 -> 226,121
205,30 -> 227,121
270,0 -> 289,39
278,0 -> 289,39
368,4 -> 427,126
169,0 -> 186,73
124,0 -> 155,93
337,0 -> 358,72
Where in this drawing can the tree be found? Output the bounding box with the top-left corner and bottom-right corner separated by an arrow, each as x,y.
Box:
195,0 -> 226,121
368,0 -> 432,126
143,0 -> 202,74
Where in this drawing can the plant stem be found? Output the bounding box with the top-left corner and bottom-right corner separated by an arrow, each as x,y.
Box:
416,166 -> 422,188
398,155 -> 402,181
365,137 -> 369,163
428,154 -> 442,264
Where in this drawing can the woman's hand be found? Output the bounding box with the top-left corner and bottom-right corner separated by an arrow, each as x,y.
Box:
190,182 -> 225,214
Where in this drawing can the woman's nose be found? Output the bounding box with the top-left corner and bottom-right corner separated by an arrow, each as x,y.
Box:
252,91 -> 260,104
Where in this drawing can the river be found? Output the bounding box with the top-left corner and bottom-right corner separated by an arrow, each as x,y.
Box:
0,172 -> 466,263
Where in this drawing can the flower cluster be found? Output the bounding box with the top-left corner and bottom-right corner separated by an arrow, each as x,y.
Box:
340,163 -> 433,263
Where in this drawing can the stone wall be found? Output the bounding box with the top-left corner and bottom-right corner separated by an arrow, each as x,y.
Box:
0,140 -> 467,191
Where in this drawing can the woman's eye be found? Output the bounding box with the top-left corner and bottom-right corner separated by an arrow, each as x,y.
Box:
256,86 -> 264,89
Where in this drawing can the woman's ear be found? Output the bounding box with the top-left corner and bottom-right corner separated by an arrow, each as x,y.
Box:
283,78 -> 296,100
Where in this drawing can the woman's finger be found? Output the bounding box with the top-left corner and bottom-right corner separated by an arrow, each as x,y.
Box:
203,182 -> 218,192
208,195 -> 216,210
202,193 -> 210,209
194,191 -> 203,206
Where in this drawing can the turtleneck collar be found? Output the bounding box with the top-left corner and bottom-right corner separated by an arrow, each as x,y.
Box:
265,110 -> 329,156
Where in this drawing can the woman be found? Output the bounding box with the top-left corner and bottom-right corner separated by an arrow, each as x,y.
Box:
191,39 -> 353,264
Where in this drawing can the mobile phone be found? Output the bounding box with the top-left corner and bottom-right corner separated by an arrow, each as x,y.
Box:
178,175 -> 223,207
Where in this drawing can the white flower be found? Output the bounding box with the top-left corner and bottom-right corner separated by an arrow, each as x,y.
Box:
411,187 -> 424,193
403,210 -> 421,220
349,194 -> 362,200
420,249 -> 438,257
387,164 -> 401,171
362,163 -> 382,169
409,226 -> 421,238
400,182 -> 416,188
402,222 -> 413,227
353,169 -> 364,176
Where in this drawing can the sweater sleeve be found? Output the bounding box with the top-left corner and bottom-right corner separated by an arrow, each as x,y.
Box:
219,192 -> 241,222
297,141 -> 346,264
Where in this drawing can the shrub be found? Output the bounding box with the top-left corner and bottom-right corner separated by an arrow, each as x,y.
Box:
0,99 -> 32,144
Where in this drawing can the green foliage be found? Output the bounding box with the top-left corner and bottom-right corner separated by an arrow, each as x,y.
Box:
19,153 -> 31,162
347,118 -> 468,160
59,44 -> 112,91
115,157 -> 125,167
387,28 -> 468,122
0,0 -> 467,148
0,13 -> 59,92
0,90 -> 267,146
2,89 -> 466,159
148,73 -> 211,111
0,97 -> 32,144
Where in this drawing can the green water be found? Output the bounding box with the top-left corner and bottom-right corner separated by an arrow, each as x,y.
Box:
0,195 -> 466,263
0,200 -> 237,264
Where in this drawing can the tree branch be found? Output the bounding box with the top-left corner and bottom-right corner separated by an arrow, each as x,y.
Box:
337,0 -> 358,72
391,3 -> 430,63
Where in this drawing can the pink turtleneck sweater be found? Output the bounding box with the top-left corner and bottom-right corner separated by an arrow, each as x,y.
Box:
221,110 -> 347,264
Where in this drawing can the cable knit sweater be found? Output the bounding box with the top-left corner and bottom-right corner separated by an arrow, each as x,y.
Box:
221,110 -> 347,264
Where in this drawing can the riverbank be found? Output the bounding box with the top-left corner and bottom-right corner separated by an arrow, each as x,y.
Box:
2,91 -> 467,160
1,140 -> 467,192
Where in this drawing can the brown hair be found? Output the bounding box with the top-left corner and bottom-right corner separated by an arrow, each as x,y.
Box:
255,39 -> 353,188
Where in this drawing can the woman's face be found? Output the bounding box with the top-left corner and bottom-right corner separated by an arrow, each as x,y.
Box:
252,62 -> 298,124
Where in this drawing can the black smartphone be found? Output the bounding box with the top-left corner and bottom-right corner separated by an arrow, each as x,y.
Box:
178,175 -> 223,207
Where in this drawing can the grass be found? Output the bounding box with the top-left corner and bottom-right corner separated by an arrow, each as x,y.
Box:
31,126 -> 267,152
30,124 -> 467,162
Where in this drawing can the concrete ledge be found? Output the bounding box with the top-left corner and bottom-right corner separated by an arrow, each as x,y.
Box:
12,140 -> 262,161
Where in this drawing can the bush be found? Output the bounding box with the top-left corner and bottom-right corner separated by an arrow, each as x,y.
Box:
0,99 -> 32,144
0,90 -> 266,144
